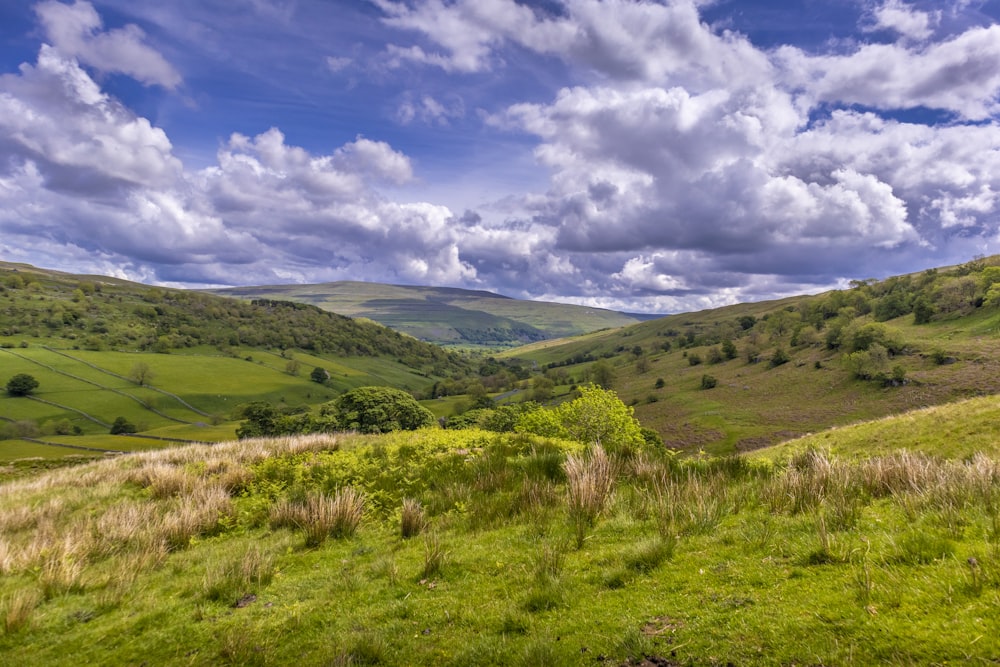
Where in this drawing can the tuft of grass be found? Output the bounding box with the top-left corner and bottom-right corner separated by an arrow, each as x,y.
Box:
400,497 -> 425,539
420,531 -> 446,580
203,545 -> 274,605
3,588 -> 41,634
271,487 -> 365,547
624,537 -> 675,574
565,445 -> 614,548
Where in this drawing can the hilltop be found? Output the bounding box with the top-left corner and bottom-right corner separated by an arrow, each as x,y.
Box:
206,281 -> 649,348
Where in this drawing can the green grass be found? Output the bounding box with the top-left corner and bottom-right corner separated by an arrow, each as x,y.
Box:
1,427 -> 998,665
756,393 -> 1000,461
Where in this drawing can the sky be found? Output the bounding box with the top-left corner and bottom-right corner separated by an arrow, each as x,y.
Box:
2,1 -> 1000,314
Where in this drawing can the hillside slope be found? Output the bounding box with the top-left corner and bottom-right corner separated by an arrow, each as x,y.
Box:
504,256 -> 1000,454
0,263 -> 471,458
1,429 -> 998,665
207,281 -> 648,348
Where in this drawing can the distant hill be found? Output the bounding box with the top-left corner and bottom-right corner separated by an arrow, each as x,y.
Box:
206,281 -> 650,348
0,262 -> 472,458
504,255 -> 1000,455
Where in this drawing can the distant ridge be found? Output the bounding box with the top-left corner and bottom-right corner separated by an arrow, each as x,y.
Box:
207,280 -> 648,348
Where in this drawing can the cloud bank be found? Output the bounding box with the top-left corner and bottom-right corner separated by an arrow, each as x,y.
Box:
2,0 -> 1000,312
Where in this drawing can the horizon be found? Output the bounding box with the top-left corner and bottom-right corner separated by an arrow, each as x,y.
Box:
2,1 -> 1000,314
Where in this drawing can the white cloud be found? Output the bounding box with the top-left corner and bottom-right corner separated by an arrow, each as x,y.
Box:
34,0 -> 182,89
867,0 -> 939,41
4,0 -> 1000,311
776,26 -> 1000,120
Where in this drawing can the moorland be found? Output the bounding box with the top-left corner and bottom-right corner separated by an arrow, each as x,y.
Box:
1,256 -> 1000,665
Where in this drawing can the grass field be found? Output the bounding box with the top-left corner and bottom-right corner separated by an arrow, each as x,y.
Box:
1,420 -> 998,665
0,344 -> 443,461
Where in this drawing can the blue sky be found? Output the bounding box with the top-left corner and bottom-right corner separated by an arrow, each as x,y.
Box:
2,0 -> 1000,313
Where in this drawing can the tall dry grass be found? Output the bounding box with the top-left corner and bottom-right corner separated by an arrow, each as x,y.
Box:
271,487 -> 365,547
565,445 -> 615,548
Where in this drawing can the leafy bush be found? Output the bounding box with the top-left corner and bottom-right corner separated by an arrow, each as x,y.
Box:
110,417 -> 138,435
700,374 -> 718,390
5,373 -> 38,397
515,385 -> 646,455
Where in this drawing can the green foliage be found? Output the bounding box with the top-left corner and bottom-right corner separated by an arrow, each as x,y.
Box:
590,359 -> 615,389
310,366 -> 330,384
0,265 -> 466,374
323,386 -> 435,434
516,384 -> 646,455
109,416 -> 137,435
842,343 -> 891,382
769,347 -> 789,367
5,373 -> 39,396
700,374 -> 718,390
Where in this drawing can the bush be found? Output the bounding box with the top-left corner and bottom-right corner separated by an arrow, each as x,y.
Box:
700,374 -> 718,390
5,373 -> 38,397
110,416 -> 138,435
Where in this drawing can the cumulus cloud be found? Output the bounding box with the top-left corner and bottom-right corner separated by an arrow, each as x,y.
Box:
34,0 -> 182,89
0,45 -> 474,288
866,0 -> 939,41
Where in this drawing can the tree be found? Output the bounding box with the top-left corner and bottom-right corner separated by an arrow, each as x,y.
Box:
285,359 -> 301,376
590,360 -> 615,389
310,366 -> 331,384
322,386 -> 435,434
6,373 -> 39,397
129,362 -> 155,386
110,416 -> 137,435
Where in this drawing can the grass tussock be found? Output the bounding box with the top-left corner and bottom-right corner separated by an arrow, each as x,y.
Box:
565,445 -> 615,548
271,487 -> 366,547
203,545 -> 275,606
400,497 -> 425,539
3,588 -> 41,635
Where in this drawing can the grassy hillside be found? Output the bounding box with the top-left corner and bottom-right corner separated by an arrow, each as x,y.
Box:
207,281 -> 646,349
1,427 -> 998,665
0,264 -> 471,460
505,256 -> 1000,455
756,393 -> 1000,461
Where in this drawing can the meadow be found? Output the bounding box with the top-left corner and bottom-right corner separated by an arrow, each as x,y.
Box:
1,395 -> 999,665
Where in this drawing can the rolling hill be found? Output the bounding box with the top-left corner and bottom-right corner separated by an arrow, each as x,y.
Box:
206,281 -> 650,348
503,255 -> 1000,455
0,262 -> 472,460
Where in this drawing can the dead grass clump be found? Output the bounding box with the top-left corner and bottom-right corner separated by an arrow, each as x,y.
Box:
565,445 -> 615,549
400,497 -> 425,539
159,484 -> 232,551
271,488 -> 365,547
93,501 -> 161,558
39,533 -> 91,599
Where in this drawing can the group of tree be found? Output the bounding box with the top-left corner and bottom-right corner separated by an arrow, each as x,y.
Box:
235,382 -> 660,454
236,386 -> 436,439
